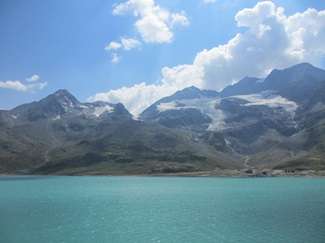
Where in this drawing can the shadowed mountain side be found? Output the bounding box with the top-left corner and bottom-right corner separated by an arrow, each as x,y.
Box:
0,90 -> 240,175
140,63 -> 325,171
1,63 -> 325,174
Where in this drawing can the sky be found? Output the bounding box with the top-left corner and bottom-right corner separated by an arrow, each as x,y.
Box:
0,0 -> 324,115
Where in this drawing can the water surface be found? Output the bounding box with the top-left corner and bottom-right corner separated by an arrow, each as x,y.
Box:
1,176 -> 325,243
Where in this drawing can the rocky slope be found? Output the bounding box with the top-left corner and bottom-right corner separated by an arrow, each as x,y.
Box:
140,63 -> 325,171
1,63 -> 325,175
0,90 -> 239,174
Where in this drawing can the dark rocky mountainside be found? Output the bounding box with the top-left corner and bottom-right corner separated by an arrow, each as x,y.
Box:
0,90 -> 239,175
1,63 -> 325,175
140,63 -> 325,171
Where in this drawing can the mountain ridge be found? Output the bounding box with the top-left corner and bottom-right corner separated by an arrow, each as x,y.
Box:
1,63 -> 325,175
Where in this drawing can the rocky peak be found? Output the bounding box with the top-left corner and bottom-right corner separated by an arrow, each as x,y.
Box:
265,63 -> 325,85
47,89 -> 80,108
172,86 -> 218,100
220,77 -> 262,97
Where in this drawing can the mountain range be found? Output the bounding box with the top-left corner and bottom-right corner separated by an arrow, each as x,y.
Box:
1,63 -> 325,175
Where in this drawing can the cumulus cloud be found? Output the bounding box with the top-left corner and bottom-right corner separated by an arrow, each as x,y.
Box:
0,81 -> 29,92
170,11 -> 190,28
89,83 -> 172,116
0,75 -> 47,92
92,1 -> 325,115
189,1 -> 294,90
112,0 -> 189,44
89,64 -> 204,116
285,8 -> 325,61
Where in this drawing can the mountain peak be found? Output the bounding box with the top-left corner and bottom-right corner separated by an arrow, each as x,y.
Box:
266,62 -> 325,85
172,86 -> 202,97
53,89 -> 72,96
140,86 -> 219,120
270,62 -> 323,75
174,86 -> 219,99
20,89 -> 82,118
289,62 -> 315,70
53,89 -> 78,101
220,76 -> 261,97
48,89 -> 80,106
182,85 -> 201,92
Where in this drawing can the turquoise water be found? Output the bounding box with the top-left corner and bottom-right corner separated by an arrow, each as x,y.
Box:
1,176 -> 325,243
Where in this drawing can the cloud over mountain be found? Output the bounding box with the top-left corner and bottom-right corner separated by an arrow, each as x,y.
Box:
92,1 -> 325,115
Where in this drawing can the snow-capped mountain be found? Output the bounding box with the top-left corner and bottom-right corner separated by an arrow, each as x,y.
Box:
140,63 -> 325,169
1,63 -> 325,175
5,89 -> 132,124
0,89 -> 235,174
140,86 -> 220,131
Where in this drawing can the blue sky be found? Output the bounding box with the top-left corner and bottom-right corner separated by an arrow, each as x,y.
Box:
0,0 -> 324,113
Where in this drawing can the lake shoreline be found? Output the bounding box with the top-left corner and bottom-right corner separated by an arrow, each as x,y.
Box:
1,169 -> 325,178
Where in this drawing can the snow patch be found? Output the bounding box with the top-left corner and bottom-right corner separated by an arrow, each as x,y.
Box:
93,105 -> 114,117
157,102 -> 178,112
204,100 -> 226,131
59,96 -> 76,112
232,92 -> 298,114
79,105 -> 89,109
157,98 -> 226,131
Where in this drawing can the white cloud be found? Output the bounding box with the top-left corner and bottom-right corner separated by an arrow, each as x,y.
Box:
170,12 -> 190,27
89,64 -> 203,116
105,38 -> 141,51
105,38 -> 141,64
285,8 -> 325,61
0,80 -> 47,92
26,74 -> 40,82
0,81 -> 29,92
0,74 -> 47,92
163,1 -> 325,91
93,1 -> 325,115
89,83 -> 170,117
112,0 -> 189,44
121,37 -> 142,50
